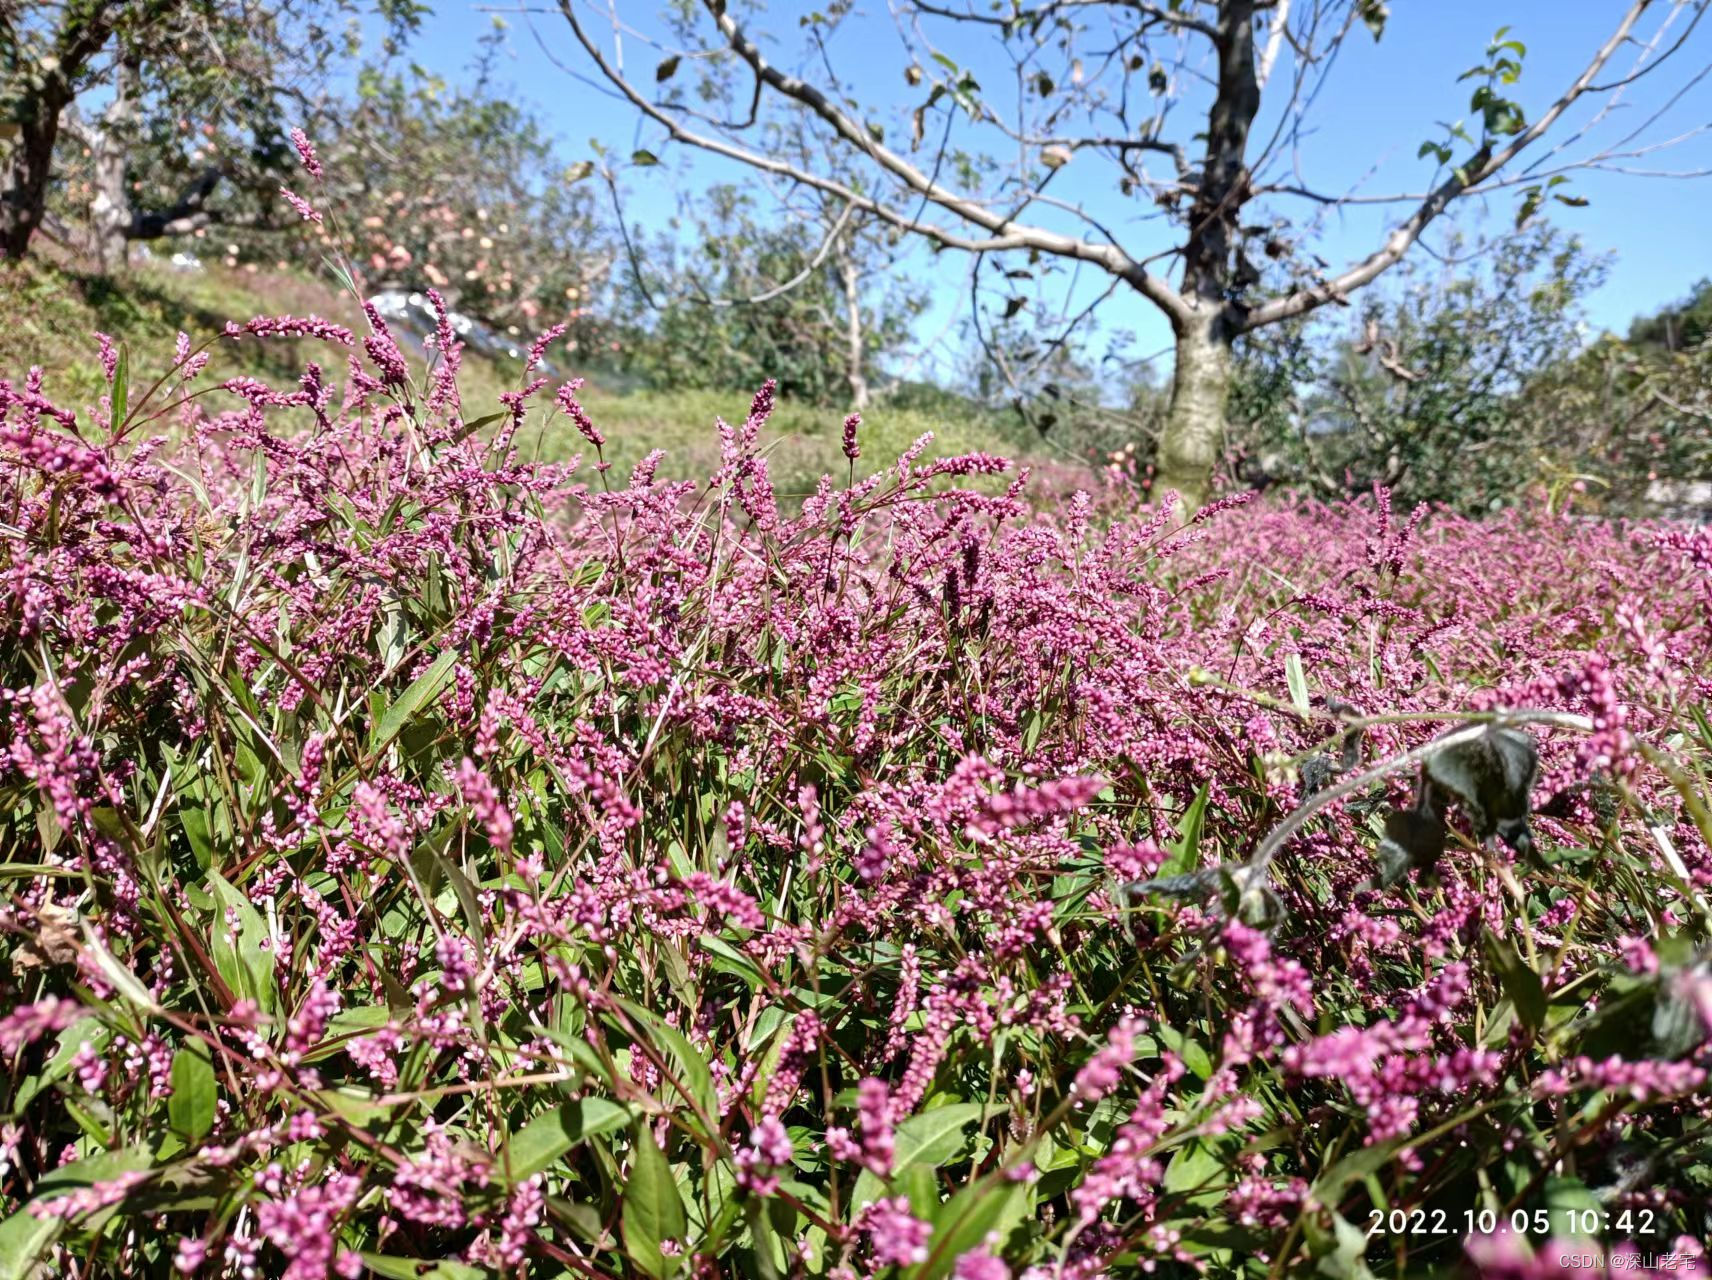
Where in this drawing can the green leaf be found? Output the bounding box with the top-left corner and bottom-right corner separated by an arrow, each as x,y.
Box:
1021,708 -> 1045,756
622,1125 -> 688,1278
1285,653 -> 1309,715
918,1179 -> 1024,1279
30,1146 -> 152,1204
849,1103 -> 985,1214
179,803 -> 214,870
531,1025 -> 615,1087
698,935 -> 765,987
16,1018 -> 105,1112
207,869 -> 276,1013
1161,784 -> 1210,878
1155,1024 -> 1214,1080
359,1256 -> 486,1280
1484,928 -> 1547,1031
1543,1174 -> 1600,1223
81,930 -> 161,1016
0,1206 -> 61,1280
1653,976 -> 1707,1057
503,1098 -> 630,1181
1163,1137 -> 1222,1196
168,1042 -> 217,1144
631,149 -> 660,167
614,998 -> 717,1127
1313,1212 -> 1377,1279
896,1164 -> 940,1220
893,1102 -> 984,1170
1310,1139 -> 1401,1201
1516,186 -> 1544,230
368,650 -> 457,756
110,343 -> 129,427
323,1004 -> 393,1039
425,845 -> 485,963
313,1087 -> 400,1126
449,411 -> 506,447
655,55 -> 680,82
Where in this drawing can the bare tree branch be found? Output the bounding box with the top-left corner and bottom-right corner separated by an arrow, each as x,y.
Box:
695,203 -> 858,308
692,0 -> 1189,318
554,0 -> 1711,508
911,0 -> 1220,40
1246,0 -> 1656,331
1256,0 -> 1291,89
559,0 -> 1161,270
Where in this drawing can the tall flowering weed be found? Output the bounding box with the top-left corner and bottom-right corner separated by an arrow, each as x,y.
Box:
2,308 -> 1711,1274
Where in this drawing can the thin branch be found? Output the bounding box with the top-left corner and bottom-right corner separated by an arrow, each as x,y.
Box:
1256,0 -> 1291,89
558,0 -> 1137,265
601,168 -> 663,311
1522,1 -> 1710,179
1588,0 -> 1709,91
695,0 -> 1189,319
987,125 -> 1191,179
1245,0 -> 1655,331
911,0 -> 1220,40
695,203 -> 858,308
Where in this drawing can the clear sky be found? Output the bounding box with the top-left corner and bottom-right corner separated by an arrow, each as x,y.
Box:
399,1 -> 1712,378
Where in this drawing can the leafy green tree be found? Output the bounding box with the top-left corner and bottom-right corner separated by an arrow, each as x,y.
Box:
1628,278 -> 1712,355
1231,222 -> 1608,510
2,0 -> 422,262
1524,281 -> 1712,507
613,181 -> 923,406
310,40 -> 613,338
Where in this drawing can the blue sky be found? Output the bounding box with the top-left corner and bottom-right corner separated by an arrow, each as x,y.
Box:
399,1 -> 1712,377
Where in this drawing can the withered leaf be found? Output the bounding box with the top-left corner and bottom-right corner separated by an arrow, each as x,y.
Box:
1423,725 -> 1538,853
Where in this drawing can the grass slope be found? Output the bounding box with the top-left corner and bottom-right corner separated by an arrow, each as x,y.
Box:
0,257 -> 1063,493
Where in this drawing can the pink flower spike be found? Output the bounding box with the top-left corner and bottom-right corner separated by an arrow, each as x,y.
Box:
289,127 -> 323,179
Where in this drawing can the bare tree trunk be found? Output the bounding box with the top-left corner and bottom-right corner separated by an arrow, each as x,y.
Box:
88,68 -> 138,270
1,3 -> 122,260
838,251 -> 869,410
1156,306 -> 1235,512
1151,0 -> 1260,515
2,112 -> 64,260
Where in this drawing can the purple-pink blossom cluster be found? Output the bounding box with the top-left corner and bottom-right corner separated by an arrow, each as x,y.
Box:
2,305 -> 1710,1278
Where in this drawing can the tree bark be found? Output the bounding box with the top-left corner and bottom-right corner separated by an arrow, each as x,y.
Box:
1148,0 -> 1260,514
127,166 -> 230,241
2,2 -> 123,260
2,105 -> 69,260
838,250 -> 869,410
88,68 -> 138,270
1156,306 -> 1236,512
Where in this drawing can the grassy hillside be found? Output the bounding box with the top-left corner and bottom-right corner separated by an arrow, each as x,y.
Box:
0,257 -> 340,401
1,257 -> 1063,492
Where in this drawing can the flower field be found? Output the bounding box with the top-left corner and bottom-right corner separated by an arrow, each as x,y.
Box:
1,293 -> 1710,1279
